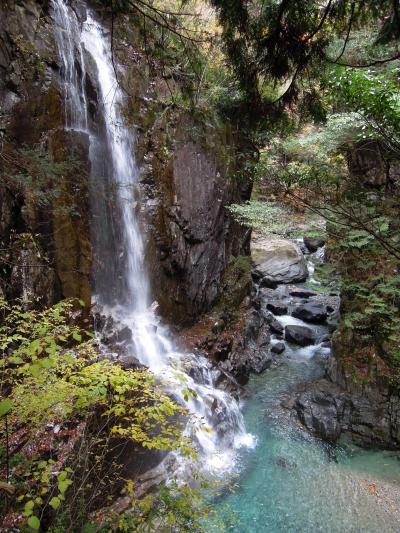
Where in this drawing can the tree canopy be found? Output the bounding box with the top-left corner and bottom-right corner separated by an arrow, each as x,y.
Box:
210,0 -> 400,117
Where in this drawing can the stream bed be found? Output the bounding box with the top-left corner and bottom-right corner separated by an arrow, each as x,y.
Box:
209,359 -> 400,532
207,249 -> 400,532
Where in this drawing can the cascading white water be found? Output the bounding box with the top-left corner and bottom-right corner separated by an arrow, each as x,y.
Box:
52,0 -> 255,475
52,0 -> 88,130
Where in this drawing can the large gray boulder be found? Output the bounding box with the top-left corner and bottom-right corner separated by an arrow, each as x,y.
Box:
294,381 -> 346,442
292,303 -> 327,324
289,378 -> 400,448
252,239 -> 308,286
228,309 -> 273,383
285,325 -> 316,346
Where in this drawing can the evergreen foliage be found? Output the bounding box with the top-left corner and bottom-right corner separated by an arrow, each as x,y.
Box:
210,0 -> 400,120
217,0 -> 400,385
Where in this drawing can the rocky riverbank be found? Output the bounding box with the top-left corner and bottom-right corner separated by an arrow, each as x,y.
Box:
254,232 -> 400,451
182,228 -> 400,453
181,235 -> 333,385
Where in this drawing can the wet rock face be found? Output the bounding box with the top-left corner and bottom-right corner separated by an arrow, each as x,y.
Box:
252,239 -> 308,287
144,130 -> 251,324
285,325 -> 316,347
50,129 -> 92,306
292,378 -> 400,449
0,1 -> 92,308
292,303 -> 328,324
93,307 -> 145,369
10,233 -> 57,308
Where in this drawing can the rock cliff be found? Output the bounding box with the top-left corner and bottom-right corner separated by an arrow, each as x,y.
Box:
0,0 -> 251,321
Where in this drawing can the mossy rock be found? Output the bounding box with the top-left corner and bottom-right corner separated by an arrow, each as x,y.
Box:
213,255 -> 252,313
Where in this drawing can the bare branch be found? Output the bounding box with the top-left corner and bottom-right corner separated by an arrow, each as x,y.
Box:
326,50 -> 400,68
334,1 -> 356,62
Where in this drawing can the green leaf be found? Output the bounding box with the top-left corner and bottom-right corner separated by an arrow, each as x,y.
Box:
0,399 -> 13,417
72,332 -> 82,342
23,500 -> 34,517
10,356 -> 24,365
29,363 -> 42,378
28,339 -> 42,355
58,479 -> 73,494
49,496 -> 61,510
41,357 -> 54,369
27,515 -> 40,530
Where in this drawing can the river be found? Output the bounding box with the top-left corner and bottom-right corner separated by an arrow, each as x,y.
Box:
207,252 -> 400,532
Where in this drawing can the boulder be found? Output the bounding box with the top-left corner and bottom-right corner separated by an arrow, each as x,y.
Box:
228,309 -> 272,382
289,288 -> 318,299
285,325 -> 316,346
252,239 -> 308,286
294,382 -> 344,442
289,378 -> 400,448
264,312 -> 284,337
271,341 -> 285,354
270,320 -> 284,337
292,303 -> 327,323
303,237 -> 326,253
266,301 -> 288,315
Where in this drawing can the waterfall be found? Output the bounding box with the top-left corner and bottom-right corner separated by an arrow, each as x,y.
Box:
52,0 -> 255,476
52,0 -> 88,130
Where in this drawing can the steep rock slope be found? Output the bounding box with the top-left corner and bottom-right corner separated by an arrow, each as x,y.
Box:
0,0 -> 251,321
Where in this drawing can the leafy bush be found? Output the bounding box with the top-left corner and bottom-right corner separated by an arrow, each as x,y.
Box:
0,299 -> 196,531
227,200 -> 298,237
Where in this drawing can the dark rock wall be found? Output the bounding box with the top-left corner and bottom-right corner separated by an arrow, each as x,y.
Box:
0,0 -> 92,307
292,366 -> 400,449
142,118 -> 251,323
0,0 -> 251,320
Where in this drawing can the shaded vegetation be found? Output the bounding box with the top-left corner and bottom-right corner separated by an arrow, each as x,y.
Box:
220,1 -> 400,384
0,299 -> 207,531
